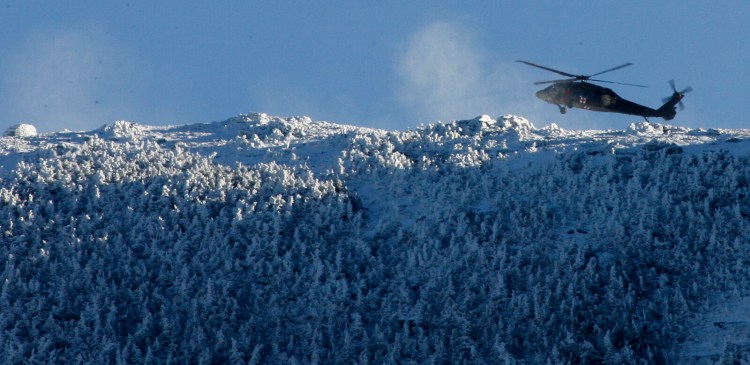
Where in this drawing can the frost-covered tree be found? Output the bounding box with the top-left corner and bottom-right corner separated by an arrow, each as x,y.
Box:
1,114 -> 749,363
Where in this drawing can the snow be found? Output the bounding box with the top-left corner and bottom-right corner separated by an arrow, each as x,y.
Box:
680,296 -> 750,363
3,123 -> 37,137
2,112 -> 750,363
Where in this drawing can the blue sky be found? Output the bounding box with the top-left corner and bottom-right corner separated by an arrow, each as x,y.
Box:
1,1 -> 748,133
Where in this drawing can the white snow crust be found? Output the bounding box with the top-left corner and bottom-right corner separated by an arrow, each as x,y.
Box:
1,112 -> 750,363
3,123 -> 37,137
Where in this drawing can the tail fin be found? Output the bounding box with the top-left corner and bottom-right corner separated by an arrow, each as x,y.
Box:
658,80 -> 692,121
657,92 -> 683,121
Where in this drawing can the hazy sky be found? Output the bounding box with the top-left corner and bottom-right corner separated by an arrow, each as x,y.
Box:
1,1 -> 748,133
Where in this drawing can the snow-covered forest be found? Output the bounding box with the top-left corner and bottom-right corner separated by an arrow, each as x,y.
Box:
2,113 -> 750,364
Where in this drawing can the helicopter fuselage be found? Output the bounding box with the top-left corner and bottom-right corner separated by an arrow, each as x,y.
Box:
517,60 -> 688,121
536,81 -> 667,118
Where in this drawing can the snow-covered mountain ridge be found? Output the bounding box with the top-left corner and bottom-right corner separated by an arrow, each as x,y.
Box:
2,113 -> 750,364
4,113 -> 749,182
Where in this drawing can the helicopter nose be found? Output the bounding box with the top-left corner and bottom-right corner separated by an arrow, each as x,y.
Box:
535,89 -> 550,101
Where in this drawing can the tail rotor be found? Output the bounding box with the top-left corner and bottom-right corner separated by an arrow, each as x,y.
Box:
662,80 -> 692,110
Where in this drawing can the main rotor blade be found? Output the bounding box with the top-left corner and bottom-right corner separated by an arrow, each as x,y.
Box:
533,78 -> 577,85
588,78 -> 648,88
516,60 -> 577,78
589,63 -> 633,77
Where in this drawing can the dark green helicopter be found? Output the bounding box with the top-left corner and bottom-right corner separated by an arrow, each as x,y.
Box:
518,60 -> 691,121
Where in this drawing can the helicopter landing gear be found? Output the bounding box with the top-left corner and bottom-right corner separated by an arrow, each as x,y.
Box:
558,105 -> 567,114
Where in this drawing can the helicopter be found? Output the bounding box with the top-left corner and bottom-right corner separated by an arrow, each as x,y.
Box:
517,60 -> 691,121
